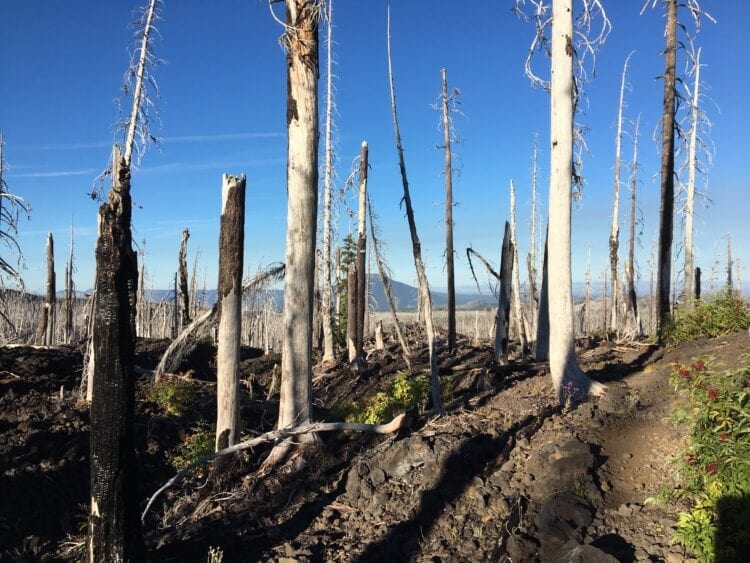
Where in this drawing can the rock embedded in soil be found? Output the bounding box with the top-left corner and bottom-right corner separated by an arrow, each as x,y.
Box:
524,437 -> 599,502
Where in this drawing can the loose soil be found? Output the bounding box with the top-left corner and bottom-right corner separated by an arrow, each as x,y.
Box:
1,330 -> 748,562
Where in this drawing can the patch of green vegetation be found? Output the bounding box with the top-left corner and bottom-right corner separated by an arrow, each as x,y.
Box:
146,377 -> 199,416
325,371 -> 458,426
171,422 -> 215,476
663,290 -> 750,347
667,355 -> 750,562
327,371 -> 429,425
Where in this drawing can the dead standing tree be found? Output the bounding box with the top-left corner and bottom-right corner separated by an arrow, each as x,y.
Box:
0,132 -> 30,287
681,45 -> 713,307
643,0 -> 714,340
496,222 -> 513,364
320,0 -> 337,364
36,233 -> 56,346
510,180 -> 529,356
516,0 -> 608,402
623,115 -> 642,337
88,146 -> 142,562
387,7 -> 443,415
653,0 -> 678,341
355,141 -> 368,365
215,175 -> 245,454
87,0 -> 161,559
177,228 -> 191,329
266,0 -> 321,466
608,51 -> 634,334
526,132 -> 540,340
63,224 -> 75,344
439,68 -> 458,352
367,194 -> 411,365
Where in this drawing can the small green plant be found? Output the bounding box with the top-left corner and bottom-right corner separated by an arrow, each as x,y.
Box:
561,381 -> 580,414
663,290 -> 750,347
339,371 -> 431,425
667,355 -> 750,562
171,422 -> 216,476
146,377 -> 199,416
644,487 -> 674,506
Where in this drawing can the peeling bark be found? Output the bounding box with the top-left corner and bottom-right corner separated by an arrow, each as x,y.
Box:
215,175 -> 245,451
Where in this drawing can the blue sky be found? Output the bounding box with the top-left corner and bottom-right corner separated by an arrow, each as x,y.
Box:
1,1 -> 748,295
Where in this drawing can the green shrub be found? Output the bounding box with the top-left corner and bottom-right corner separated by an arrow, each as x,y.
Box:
327,371 -> 458,426
663,290 -> 750,347
171,422 -> 215,476
668,355 -> 750,562
146,377 -> 199,416
334,371 -> 430,425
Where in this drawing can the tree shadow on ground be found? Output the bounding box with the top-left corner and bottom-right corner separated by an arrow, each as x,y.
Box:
715,493 -> 750,562
591,533 -> 636,562
147,441 -> 365,562
355,408 -> 555,563
582,344 -> 661,384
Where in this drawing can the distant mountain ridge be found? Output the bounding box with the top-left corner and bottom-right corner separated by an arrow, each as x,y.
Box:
142,275 -> 498,312
53,279 -> 750,311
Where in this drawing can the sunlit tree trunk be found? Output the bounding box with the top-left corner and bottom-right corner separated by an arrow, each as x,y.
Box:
609,52 -> 633,333
37,233 -> 56,346
547,0 -> 604,401
320,0 -> 336,364
683,48 -> 701,307
277,0 -> 319,435
215,175 -> 245,452
624,115 -> 641,336
356,141 -> 368,363
527,133 -> 540,340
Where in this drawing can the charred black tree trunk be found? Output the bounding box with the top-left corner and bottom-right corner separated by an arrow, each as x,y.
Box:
495,221 -> 512,365
441,68 -> 456,352
535,227 -> 550,361
655,0 -> 677,342
178,228 -> 191,329
88,146 -> 142,562
694,266 -> 702,302
347,264 -> 360,371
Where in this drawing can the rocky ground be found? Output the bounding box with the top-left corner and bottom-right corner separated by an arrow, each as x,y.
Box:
1,329 -> 748,562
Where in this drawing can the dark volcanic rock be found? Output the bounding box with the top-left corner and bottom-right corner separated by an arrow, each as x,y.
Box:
524,437 -> 599,502
535,491 -> 594,560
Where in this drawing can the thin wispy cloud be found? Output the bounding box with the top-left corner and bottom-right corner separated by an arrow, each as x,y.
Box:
164,132 -> 283,143
12,168 -> 99,178
15,141 -> 113,151
14,132 -> 283,151
138,157 -> 285,175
